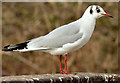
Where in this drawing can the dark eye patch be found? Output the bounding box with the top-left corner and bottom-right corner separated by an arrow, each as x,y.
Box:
90,6 -> 93,14
96,6 -> 100,13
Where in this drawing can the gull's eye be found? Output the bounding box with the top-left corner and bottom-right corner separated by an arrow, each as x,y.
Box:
96,6 -> 100,13
97,9 -> 100,13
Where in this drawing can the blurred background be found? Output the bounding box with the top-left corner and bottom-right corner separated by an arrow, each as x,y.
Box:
2,2 -> 118,76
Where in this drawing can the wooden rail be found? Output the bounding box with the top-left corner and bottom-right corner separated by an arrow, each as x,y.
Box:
1,73 -> 120,83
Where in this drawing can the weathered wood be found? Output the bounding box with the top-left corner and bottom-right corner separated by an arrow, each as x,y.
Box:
1,73 -> 120,83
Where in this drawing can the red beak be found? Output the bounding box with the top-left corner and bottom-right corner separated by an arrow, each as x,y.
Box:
102,13 -> 113,18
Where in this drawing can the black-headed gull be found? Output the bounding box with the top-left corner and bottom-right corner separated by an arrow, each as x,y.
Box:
2,5 -> 113,74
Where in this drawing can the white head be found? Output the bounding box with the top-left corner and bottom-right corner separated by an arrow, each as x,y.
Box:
82,5 -> 113,19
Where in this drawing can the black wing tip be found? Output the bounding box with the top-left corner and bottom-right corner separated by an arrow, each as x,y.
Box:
2,45 -> 13,51
2,41 -> 30,52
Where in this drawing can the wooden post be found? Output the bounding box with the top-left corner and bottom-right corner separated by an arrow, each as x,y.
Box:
1,73 -> 120,83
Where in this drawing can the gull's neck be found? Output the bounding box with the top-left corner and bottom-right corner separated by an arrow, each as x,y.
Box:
80,10 -> 96,37
81,10 -> 96,26
81,12 -> 96,24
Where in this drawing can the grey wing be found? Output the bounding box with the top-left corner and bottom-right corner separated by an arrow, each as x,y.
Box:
27,32 -> 83,49
27,20 -> 83,49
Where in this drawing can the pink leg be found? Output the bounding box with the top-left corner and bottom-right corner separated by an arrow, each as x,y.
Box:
59,55 -> 64,74
64,54 -> 68,73
59,54 -> 75,75
64,54 -> 75,75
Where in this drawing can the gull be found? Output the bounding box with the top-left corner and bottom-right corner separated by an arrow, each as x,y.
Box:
2,5 -> 113,74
